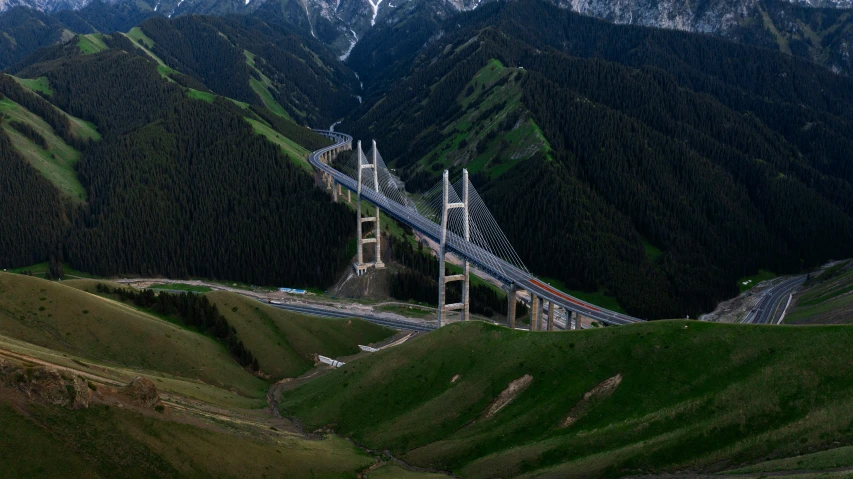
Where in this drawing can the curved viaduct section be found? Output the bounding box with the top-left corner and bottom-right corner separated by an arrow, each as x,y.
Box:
309,130 -> 643,327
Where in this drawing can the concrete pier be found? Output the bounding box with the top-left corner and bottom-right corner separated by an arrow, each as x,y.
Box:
507,287 -> 517,329
530,295 -> 540,331
547,302 -> 555,331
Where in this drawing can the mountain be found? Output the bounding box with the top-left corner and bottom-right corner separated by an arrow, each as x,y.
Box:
0,3 -> 157,70
2,0 -> 851,76
254,0 -> 853,76
0,0 -> 260,16
0,21 -> 359,288
341,0 -> 853,319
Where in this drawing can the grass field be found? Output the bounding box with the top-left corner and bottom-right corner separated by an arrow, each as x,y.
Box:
13,76 -> 53,96
208,292 -> 395,379
246,118 -> 312,171
8,263 -> 101,279
738,269 -> 777,293
281,320 -> 853,478
0,97 -> 86,201
245,50 -> 292,120
368,463 -> 450,478
77,34 -> 108,55
787,261 -> 853,324
724,445 -> 853,474
0,273 -> 267,402
0,400 -> 374,478
147,283 -> 212,293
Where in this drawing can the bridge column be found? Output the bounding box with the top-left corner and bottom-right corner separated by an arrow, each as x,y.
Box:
354,141 -> 368,276
437,169 -> 469,327
372,141 -> 384,269
506,286 -> 518,329
332,181 -> 338,202
547,302 -> 555,331
530,295 -> 540,331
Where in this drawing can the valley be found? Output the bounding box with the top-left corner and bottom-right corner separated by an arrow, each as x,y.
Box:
1,0 -> 853,476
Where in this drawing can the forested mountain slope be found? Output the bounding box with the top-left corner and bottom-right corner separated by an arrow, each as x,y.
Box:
1,31 -> 356,288
0,3 -> 156,69
133,15 -> 359,127
343,0 -> 853,318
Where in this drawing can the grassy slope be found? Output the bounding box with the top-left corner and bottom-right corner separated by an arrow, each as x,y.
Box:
77,34 -> 108,55
281,320 -> 853,478
787,261 -> 853,324
208,292 -> 395,379
0,97 -> 86,202
0,400 -> 373,479
245,50 -> 293,120
0,273 -> 267,402
13,76 -> 53,96
8,73 -> 101,141
416,59 -> 551,180
245,118 -> 312,171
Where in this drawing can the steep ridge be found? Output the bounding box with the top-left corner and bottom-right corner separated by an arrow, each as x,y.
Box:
342,1 -> 853,319
1,32 -> 356,289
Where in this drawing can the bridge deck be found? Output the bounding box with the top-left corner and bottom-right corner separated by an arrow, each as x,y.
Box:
309,131 -> 643,326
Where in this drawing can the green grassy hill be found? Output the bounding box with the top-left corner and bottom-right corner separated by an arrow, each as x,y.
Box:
0,392 -> 373,479
207,292 -> 395,379
787,260 -> 853,324
0,273 -> 267,402
281,320 -> 853,478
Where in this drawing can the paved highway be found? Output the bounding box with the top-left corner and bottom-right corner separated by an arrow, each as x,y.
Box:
743,276 -> 806,324
265,301 -> 436,332
309,131 -> 643,326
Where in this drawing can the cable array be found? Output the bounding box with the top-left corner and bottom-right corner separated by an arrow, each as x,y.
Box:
336,141 -> 528,273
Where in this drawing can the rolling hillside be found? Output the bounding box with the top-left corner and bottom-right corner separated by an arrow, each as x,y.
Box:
281,320 -> 853,478
0,272 -> 269,401
0,271 -> 416,478
206,292 -> 395,379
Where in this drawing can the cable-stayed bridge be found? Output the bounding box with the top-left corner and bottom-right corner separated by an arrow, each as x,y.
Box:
309,130 -> 643,328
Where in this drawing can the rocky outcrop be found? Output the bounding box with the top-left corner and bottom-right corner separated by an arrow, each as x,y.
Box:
484,374 -> 533,418
123,376 -> 163,409
0,359 -> 91,409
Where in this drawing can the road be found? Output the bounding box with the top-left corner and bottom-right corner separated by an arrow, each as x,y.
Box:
265,301 -> 436,332
743,276 -> 806,324
310,131 -> 643,326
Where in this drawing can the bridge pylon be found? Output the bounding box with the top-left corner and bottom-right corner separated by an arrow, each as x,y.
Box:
354,140 -> 384,275
437,169 -> 471,327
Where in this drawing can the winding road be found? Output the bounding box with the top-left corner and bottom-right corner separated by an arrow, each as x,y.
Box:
743,276 -> 806,324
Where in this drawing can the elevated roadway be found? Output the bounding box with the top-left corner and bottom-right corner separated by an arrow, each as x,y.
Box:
309,131 -> 643,326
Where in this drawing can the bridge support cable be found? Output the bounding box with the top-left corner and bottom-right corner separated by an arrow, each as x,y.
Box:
308,131 -> 645,327
437,169 -> 471,326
